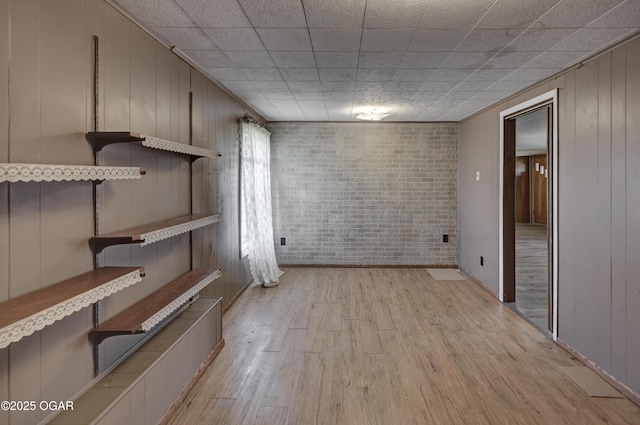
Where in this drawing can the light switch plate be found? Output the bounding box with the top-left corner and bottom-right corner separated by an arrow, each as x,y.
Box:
475,171 -> 480,181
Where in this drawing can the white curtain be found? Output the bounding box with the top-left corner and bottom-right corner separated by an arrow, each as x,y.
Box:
240,120 -> 284,287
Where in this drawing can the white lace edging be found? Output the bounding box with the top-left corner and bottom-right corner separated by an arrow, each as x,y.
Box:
139,214 -> 221,246
0,163 -> 144,183
140,269 -> 222,332
140,135 -> 219,159
0,269 -> 144,349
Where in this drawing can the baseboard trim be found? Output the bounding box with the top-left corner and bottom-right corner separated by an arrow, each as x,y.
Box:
458,266 -> 500,299
279,264 -> 458,269
224,278 -> 254,314
157,338 -> 226,425
555,338 -> 640,407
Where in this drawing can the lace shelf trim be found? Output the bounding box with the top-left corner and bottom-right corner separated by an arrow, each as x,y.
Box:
139,214 -> 221,246
0,269 -> 144,349
0,163 -> 145,183
140,135 -> 220,159
140,269 -> 222,332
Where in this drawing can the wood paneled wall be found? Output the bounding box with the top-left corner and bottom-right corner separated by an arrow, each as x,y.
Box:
0,1 -> 253,423
459,36 -> 640,397
515,156 -> 530,223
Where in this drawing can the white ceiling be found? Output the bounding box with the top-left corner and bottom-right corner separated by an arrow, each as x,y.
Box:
113,0 -> 640,122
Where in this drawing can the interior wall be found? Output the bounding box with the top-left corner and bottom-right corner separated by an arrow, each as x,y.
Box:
0,1 -> 253,423
459,36 -> 640,396
270,122 -> 459,266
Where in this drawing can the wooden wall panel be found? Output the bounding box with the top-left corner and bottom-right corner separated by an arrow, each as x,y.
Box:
596,53 -> 613,371
515,156 -> 530,223
0,0 -> 7,164
610,40 -> 628,385
625,37 -> 640,394
530,155 -> 547,225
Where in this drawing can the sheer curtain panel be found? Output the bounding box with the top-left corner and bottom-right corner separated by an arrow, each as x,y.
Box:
240,120 -> 284,287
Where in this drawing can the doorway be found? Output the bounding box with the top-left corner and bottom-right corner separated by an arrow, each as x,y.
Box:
499,90 -> 558,340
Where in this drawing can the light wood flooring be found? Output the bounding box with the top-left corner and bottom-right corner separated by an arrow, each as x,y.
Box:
166,267 -> 640,425
516,223 -> 549,332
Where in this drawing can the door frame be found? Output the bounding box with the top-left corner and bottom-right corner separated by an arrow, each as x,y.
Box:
499,89 -> 558,340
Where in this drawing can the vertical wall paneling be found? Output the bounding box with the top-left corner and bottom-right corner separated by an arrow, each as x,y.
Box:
459,36 -> 640,396
610,39 -> 627,384
625,37 -> 640,392
0,0 -> 7,394
596,53 -> 613,371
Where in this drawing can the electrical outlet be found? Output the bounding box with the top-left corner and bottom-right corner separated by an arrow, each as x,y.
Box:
443,234 -> 449,243
480,256 -> 484,266
280,237 -> 286,246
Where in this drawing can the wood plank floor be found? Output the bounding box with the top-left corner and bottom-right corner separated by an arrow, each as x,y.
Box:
516,223 -> 549,331
166,268 -> 640,425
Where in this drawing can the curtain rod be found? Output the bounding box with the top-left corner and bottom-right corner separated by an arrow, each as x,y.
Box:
241,115 -> 271,133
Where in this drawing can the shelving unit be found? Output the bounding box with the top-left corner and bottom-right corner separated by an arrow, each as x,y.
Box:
86,132 -> 221,161
0,267 -> 145,349
0,162 -> 145,183
89,214 -> 221,254
90,268 -> 222,344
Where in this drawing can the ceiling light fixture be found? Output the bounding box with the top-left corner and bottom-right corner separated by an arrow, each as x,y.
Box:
355,108 -> 390,121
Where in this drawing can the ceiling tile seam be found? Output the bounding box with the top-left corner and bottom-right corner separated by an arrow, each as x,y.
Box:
349,0 -> 371,119
297,0 -> 327,120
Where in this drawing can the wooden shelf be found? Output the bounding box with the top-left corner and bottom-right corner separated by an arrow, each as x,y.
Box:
86,132 -> 221,161
89,214 -> 221,254
0,163 -> 145,183
0,267 -> 145,349
89,268 -> 222,343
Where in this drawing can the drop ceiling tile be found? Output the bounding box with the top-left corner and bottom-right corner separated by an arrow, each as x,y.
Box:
501,68 -> 559,81
233,91 -> 267,101
380,92 -> 418,101
364,0 -> 429,28
468,68 -> 517,81
324,91 -> 355,100
205,67 -> 248,81
256,29 -> 313,51
354,82 -> 386,92
174,0 -> 252,28
488,80 -> 533,92
524,50 -> 588,68
399,52 -> 449,68
419,81 -> 460,91
536,0 -> 625,29
356,68 -> 397,81
325,100 -> 353,109
361,29 -> 415,52
442,52 -> 491,69
303,109 -> 330,121
280,68 -> 321,82
384,81 -> 425,91
358,52 -> 404,68
225,51 -> 275,68
314,52 -> 360,68
508,28 -> 578,51
116,0 -> 195,27
309,29 -> 363,52
408,29 -> 469,51
276,108 -> 307,119
588,1 -> 640,28
549,28 -> 635,51
204,28 -> 264,51
294,92 -> 325,100
152,27 -> 218,50
253,80 -> 290,90
451,80 -> 494,91
303,0 -> 366,28
322,81 -> 356,92
483,51 -> 542,68
393,68 -> 437,81
240,68 -> 283,81
476,0 -> 560,29
288,82 -> 323,91
298,100 -> 326,109
219,80 -> 256,91
442,91 -> 477,101
319,68 -> 358,82
182,50 -> 235,67
270,99 -> 300,109
457,29 -> 523,52
238,0 -> 307,27
271,51 -> 317,68
418,0 -> 495,29
413,92 -> 447,101
262,90 -> 296,100
473,90 -> 513,101
429,68 -> 475,81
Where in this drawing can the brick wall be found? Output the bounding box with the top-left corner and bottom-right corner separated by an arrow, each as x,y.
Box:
270,122 -> 459,266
